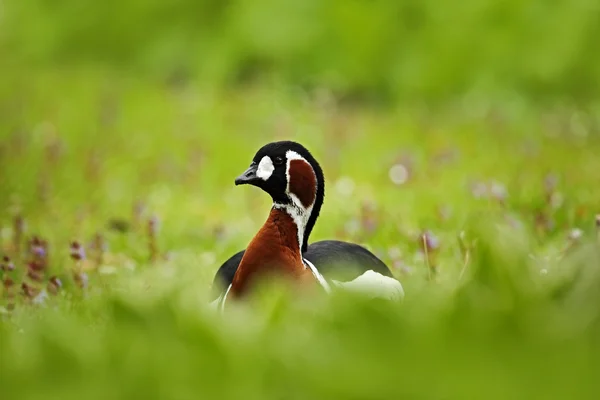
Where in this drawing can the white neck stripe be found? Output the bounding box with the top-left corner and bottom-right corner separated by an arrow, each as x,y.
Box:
273,201 -> 312,251
282,150 -> 316,248
303,258 -> 331,292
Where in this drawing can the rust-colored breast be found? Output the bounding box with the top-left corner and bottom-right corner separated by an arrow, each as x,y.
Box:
288,159 -> 316,209
228,208 -> 313,298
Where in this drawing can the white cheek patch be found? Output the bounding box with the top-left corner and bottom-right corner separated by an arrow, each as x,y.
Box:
256,156 -> 274,180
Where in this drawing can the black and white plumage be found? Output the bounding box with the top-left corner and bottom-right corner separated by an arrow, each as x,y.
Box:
210,141 -> 404,306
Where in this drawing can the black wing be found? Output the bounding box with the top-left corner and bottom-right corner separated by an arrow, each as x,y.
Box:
302,240 -> 393,281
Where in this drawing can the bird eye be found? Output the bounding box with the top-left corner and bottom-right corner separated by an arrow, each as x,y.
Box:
274,156 -> 284,165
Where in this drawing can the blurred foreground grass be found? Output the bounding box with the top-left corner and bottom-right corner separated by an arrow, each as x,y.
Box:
2,67 -> 600,399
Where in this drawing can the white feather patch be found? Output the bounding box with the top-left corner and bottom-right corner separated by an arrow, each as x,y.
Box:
303,258 -> 331,293
208,297 -> 221,310
256,156 -> 274,180
210,283 -> 232,312
332,270 -> 404,301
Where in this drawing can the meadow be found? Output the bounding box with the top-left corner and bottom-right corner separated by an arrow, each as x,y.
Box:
2,1 -> 600,399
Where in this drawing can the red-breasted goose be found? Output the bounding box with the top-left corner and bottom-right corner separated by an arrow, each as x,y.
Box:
211,141 -> 403,309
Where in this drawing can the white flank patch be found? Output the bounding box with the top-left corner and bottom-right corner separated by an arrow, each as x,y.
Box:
332,270 -> 405,301
256,156 -> 275,180
210,283 -> 232,312
208,297 -> 221,310
303,258 -> 331,293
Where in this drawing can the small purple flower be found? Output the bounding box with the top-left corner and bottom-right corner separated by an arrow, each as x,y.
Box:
32,245 -> 46,258
74,272 -> 89,289
49,276 -> 62,288
419,230 -> 440,253
70,241 -> 86,261
1,256 -> 15,272
21,282 -> 38,299
48,276 -> 62,295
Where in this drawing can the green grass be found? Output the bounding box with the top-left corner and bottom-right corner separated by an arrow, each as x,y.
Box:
2,68 -> 600,399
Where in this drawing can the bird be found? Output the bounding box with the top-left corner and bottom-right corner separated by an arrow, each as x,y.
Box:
210,141 -> 403,310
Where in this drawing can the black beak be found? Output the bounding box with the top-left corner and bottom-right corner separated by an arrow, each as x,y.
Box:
235,163 -> 260,186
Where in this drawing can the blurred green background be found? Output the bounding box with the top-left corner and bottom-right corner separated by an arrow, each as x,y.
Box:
3,0 -> 600,103
2,1 -> 600,399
